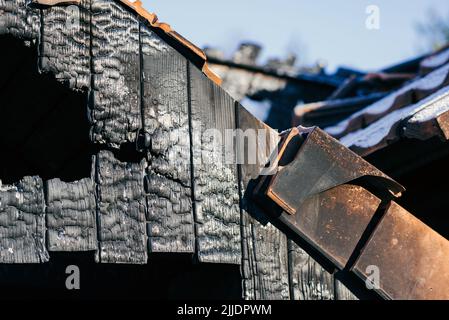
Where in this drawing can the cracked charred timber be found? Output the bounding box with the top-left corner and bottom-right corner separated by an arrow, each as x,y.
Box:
2,0 -> 449,300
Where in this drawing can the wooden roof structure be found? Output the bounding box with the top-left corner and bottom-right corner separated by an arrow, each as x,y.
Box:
1,0 -> 449,300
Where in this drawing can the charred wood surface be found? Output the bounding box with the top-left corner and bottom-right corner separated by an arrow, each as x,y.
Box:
0,176 -> 48,263
189,64 -> 241,264
0,0 -> 40,40
141,24 -> 195,253
236,105 -> 290,299
94,150 -> 147,264
288,240 -> 334,300
90,0 -> 141,147
46,177 -> 97,252
40,0 -> 91,90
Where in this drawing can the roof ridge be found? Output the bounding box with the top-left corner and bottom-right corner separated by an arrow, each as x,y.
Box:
32,0 -> 222,85
120,0 -> 222,85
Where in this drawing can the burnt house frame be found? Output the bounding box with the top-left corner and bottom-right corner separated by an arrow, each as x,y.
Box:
1,0 -> 449,300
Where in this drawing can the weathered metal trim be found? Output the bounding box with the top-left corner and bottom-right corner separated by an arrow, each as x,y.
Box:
352,202 -> 449,300
277,184 -> 381,270
266,127 -> 403,216
250,126 -> 403,270
262,127 -> 305,214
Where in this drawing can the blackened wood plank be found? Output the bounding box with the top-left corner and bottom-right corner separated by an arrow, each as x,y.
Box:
189,64 -> 241,264
0,0 -> 40,40
243,220 -> 290,300
40,0 -> 91,90
91,0 -> 141,147
95,150 -> 147,264
0,176 -> 48,263
45,177 -> 97,252
335,280 -> 358,300
237,104 -> 290,299
140,24 -> 194,253
288,240 -> 334,300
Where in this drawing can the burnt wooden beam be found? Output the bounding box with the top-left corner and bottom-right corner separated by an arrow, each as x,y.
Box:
94,150 -> 147,264
353,202 -> 449,300
45,177 -> 97,252
242,222 -> 290,300
207,57 -> 341,90
140,23 -> 195,254
240,219 -> 290,300
40,0 -> 91,90
90,0 -> 141,147
189,64 -> 241,264
0,176 -> 48,263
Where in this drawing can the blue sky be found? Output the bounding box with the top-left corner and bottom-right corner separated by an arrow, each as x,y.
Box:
142,0 -> 449,72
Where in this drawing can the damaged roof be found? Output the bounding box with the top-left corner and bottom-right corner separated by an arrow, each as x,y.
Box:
293,45 -> 449,157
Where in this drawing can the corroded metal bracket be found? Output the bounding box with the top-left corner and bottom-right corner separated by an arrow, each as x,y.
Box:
252,126 -> 404,269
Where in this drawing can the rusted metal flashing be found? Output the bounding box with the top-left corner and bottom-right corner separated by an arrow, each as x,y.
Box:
279,184 -> 381,269
266,127 -> 403,215
251,126 -> 403,269
353,202 -> 449,300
